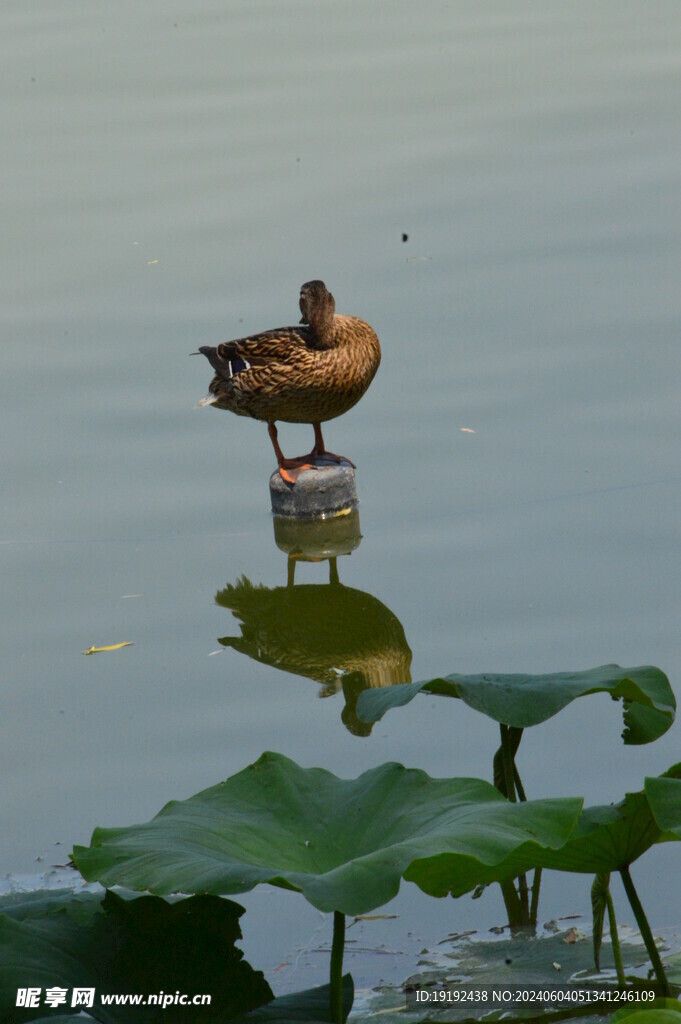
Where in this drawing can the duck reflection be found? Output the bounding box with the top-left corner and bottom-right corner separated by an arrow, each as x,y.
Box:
216,511 -> 412,735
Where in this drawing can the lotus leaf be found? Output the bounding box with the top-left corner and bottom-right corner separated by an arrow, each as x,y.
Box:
535,791 -> 661,875
645,771 -> 681,838
0,888 -> 271,1023
663,948 -> 681,985
24,1018 -> 89,1024
72,752 -> 582,916
356,664 -> 675,743
413,926 -> 647,988
615,1016 -> 681,1024
535,767 -> 681,876
235,975 -> 353,1024
611,1006 -> 681,1024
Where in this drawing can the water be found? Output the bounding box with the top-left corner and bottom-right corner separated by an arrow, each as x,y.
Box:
2,0 -> 681,996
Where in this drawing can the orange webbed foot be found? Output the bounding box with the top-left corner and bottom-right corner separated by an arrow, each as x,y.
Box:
277,452 -> 354,485
278,460 -> 316,485
311,449 -> 355,468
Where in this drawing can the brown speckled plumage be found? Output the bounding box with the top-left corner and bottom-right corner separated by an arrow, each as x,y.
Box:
197,280 -> 381,480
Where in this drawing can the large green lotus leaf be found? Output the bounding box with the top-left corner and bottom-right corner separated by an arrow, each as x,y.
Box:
235,976 -> 353,1024
72,753 -> 582,916
418,927 -> 648,986
0,888 -> 271,1023
645,771 -> 681,837
403,796 -> 595,898
664,948 -> 681,985
535,767 -> 681,876
358,927 -> 656,1023
12,978 -> 353,1024
611,1005 -> 681,1024
612,1015 -> 681,1024
356,664 -> 675,742
534,790 -> 663,875
24,1018 -> 91,1024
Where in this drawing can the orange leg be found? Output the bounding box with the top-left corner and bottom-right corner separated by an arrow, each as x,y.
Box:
307,423 -> 355,467
267,423 -> 316,484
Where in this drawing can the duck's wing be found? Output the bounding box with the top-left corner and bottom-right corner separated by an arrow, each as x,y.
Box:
199,326 -> 311,378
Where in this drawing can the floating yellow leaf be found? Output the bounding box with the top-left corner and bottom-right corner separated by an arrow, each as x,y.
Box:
83,642 -> 134,656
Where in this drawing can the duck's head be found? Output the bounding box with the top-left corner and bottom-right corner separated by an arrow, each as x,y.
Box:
299,280 -> 335,327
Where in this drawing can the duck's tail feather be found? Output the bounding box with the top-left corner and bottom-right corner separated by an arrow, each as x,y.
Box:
197,345 -> 251,378
195,394 -> 219,408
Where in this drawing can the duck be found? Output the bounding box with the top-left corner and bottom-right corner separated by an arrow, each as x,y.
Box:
196,280 -> 381,483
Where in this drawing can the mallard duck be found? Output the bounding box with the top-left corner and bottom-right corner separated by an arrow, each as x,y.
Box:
196,280 -> 381,483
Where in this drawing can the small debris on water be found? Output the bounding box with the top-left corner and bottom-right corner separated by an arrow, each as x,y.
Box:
83,642 -> 134,655
351,914 -> 399,923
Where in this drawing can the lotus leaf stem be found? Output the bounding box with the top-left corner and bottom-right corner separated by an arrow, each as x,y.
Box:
500,725 -> 517,802
530,867 -> 542,925
513,761 -> 527,802
500,878 -> 526,928
517,871 -> 530,917
619,865 -> 670,994
605,888 -> 625,986
330,910 -> 345,1023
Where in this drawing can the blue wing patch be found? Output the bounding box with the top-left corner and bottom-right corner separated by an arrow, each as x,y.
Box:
228,357 -> 251,377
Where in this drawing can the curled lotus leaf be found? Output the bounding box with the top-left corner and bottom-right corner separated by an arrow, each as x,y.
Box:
357,664 -> 675,743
